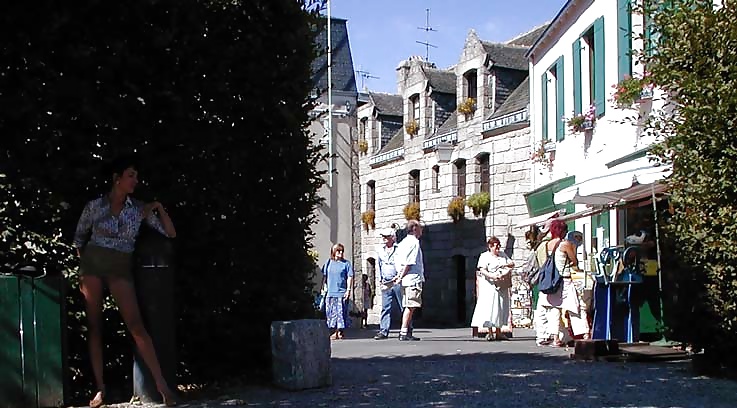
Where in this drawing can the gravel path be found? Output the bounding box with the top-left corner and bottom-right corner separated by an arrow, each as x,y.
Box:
85,328 -> 737,408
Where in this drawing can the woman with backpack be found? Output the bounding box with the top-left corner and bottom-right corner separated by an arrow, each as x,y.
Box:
534,219 -> 567,347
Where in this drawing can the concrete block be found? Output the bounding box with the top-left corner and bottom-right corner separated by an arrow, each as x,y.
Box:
271,319 -> 332,390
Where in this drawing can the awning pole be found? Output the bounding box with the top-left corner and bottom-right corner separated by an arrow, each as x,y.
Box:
651,183 -> 663,294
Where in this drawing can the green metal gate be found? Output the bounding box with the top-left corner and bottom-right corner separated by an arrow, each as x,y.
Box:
0,272 -> 66,408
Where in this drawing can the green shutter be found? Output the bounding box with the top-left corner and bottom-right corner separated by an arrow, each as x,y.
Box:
541,72 -> 548,141
617,0 -> 632,80
555,56 -> 565,142
572,38 -> 582,115
593,16 -> 606,117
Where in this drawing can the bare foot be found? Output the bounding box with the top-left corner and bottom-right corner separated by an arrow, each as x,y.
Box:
89,390 -> 104,408
159,387 -> 178,407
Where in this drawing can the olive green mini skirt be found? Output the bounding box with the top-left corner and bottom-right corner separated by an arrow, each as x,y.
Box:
80,245 -> 133,280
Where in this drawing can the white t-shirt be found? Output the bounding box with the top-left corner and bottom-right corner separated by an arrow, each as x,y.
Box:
396,234 -> 424,286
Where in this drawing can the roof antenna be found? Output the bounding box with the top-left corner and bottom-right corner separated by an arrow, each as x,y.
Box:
355,68 -> 380,89
415,8 -> 437,61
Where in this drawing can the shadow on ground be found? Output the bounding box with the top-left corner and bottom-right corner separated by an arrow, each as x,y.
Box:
177,351 -> 737,408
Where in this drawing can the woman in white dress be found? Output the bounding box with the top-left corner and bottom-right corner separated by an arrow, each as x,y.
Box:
471,236 -> 515,341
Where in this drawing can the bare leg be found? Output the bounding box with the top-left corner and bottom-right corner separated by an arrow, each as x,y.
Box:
401,307 -> 414,332
80,275 -> 105,405
107,277 -> 177,405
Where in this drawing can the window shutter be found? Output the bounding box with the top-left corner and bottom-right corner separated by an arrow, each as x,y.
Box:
617,0 -> 632,81
541,72 -> 548,141
593,16 -> 606,117
555,56 -> 565,142
572,39 -> 582,115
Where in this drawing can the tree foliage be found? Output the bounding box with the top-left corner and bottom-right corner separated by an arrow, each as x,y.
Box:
1,0 -> 326,401
640,0 -> 737,368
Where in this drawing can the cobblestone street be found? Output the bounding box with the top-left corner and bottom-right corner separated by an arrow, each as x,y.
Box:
106,328 -> 737,408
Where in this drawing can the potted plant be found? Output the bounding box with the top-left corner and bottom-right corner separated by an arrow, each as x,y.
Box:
403,202 -> 420,221
531,140 -> 553,167
405,120 -> 419,136
457,97 -> 476,116
357,139 -> 369,155
467,191 -> 490,217
566,104 -> 596,133
447,196 -> 465,223
361,209 -> 375,231
612,73 -> 653,108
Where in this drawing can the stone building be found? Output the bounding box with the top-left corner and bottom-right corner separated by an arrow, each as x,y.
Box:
357,25 -> 547,327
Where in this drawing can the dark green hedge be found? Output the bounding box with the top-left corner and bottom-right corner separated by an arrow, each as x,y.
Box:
1,0 -> 325,402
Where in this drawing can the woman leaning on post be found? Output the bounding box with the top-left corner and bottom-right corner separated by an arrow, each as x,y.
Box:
73,156 -> 178,407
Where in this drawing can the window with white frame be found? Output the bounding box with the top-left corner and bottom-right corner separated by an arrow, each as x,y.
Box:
431,165 -> 440,193
454,159 -> 466,198
367,180 -> 375,211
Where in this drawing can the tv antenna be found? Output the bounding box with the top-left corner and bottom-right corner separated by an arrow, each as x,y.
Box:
416,8 -> 438,61
356,69 -> 380,89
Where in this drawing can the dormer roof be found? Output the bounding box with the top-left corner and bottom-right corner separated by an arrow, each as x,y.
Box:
506,23 -> 550,47
369,92 -> 403,117
424,67 -> 457,94
480,41 -> 529,71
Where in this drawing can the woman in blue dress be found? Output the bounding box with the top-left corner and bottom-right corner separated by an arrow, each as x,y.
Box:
321,243 -> 354,340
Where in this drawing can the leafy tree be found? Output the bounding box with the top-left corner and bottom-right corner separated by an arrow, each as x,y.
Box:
1,0 -> 326,402
638,0 -> 737,368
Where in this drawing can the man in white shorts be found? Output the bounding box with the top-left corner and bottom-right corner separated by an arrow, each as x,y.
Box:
393,220 -> 424,341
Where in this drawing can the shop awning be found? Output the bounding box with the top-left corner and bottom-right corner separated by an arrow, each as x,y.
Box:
554,157 -> 671,206
514,209 -> 564,229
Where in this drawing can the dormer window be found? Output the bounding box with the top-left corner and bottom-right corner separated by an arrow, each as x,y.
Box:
464,70 -> 477,100
410,94 -> 420,123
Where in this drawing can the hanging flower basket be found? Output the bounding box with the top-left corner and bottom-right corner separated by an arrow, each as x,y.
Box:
361,209 -> 375,231
358,139 -> 369,154
447,196 -> 465,223
566,104 -> 596,133
531,140 -> 553,168
405,120 -> 419,136
467,192 -> 490,217
457,97 -> 476,116
612,73 -> 653,108
403,202 -> 420,221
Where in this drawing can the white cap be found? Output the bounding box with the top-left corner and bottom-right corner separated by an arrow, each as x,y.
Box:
377,228 -> 395,237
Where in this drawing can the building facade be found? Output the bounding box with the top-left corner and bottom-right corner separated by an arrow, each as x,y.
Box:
309,17 -> 360,287
358,26 -> 547,326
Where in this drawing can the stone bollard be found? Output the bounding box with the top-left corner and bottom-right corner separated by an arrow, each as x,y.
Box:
270,319 -> 331,390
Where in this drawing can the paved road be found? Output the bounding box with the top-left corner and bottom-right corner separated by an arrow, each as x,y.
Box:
96,328 -> 737,408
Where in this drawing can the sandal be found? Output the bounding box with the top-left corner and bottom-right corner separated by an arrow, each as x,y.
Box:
89,390 -> 104,408
329,333 -> 339,340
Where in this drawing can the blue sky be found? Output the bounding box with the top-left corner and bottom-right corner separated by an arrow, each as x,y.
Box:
327,0 -> 567,94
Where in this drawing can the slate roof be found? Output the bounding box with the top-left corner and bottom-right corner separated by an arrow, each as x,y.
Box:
487,78 -> 530,120
424,68 -> 456,94
506,24 -> 550,47
434,111 -> 458,136
311,18 -> 357,93
369,92 -> 403,117
377,128 -> 404,154
480,41 -> 529,71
